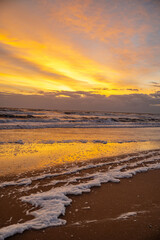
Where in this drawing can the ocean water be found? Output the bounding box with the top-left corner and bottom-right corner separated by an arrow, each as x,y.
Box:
0,108 -> 160,239
0,107 -> 160,129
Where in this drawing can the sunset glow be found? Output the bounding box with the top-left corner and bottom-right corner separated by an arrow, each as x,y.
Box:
0,0 -> 160,112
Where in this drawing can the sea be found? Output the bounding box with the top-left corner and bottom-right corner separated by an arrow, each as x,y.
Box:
0,107 -> 160,129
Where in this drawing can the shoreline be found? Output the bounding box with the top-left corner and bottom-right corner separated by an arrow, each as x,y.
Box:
0,147 -> 159,181
3,169 -> 160,240
0,150 -> 160,240
1,126 -> 160,130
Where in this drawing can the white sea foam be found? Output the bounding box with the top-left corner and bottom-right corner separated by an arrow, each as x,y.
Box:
71,210 -> 148,226
0,140 -> 24,145
0,139 -> 149,145
0,151 -> 160,239
114,211 -> 148,220
0,179 -> 32,188
0,150 -> 159,188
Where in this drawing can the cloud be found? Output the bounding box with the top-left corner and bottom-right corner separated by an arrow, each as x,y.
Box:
0,91 -> 159,113
47,0 -> 158,44
151,81 -> 159,84
0,0 -> 160,96
150,91 -> 160,98
46,0 -> 160,59
0,43 -> 86,86
92,88 -> 139,92
150,81 -> 160,88
126,88 -> 139,92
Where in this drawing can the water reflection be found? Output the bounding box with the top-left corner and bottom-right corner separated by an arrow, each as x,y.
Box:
0,128 -> 160,176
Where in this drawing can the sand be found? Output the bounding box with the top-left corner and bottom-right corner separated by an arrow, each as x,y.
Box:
1,169 -> 159,240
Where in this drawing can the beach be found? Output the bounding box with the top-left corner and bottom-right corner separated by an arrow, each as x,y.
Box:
0,126 -> 160,239
5,170 -> 160,240
1,0 -> 160,238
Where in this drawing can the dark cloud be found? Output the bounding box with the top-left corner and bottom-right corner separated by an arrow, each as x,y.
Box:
92,88 -> 139,92
126,88 -> 139,91
111,88 -> 139,92
150,81 -> 160,88
151,84 -> 160,88
93,88 -> 109,91
0,91 -> 159,113
150,91 -> 160,98
151,81 -> 159,84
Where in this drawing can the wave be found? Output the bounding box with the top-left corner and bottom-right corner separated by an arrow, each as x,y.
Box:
0,108 -> 160,129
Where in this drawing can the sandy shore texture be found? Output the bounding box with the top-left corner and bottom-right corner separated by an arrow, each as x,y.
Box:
0,169 -> 160,240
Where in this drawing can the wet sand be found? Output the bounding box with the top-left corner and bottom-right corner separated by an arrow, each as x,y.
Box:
1,128 -> 160,177
2,169 -> 160,240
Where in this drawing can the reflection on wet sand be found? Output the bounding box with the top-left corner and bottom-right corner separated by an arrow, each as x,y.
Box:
0,128 -> 160,176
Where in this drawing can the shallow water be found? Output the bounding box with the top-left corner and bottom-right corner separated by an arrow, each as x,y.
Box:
0,128 -> 160,176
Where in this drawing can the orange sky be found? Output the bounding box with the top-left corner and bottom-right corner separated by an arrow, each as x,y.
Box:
0,0 -> 160,111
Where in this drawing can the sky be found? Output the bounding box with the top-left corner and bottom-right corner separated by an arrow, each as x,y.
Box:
0,0 -> 160,113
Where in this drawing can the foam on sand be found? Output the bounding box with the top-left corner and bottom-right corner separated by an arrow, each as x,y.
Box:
0,150 -> 160,239
114,211 -> 147,220
0,150 -> 159,188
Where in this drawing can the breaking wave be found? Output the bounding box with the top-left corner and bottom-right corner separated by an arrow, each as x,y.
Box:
0,108 -> 160,129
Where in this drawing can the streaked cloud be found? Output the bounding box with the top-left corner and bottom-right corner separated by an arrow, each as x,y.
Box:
0,0 -> 160,112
